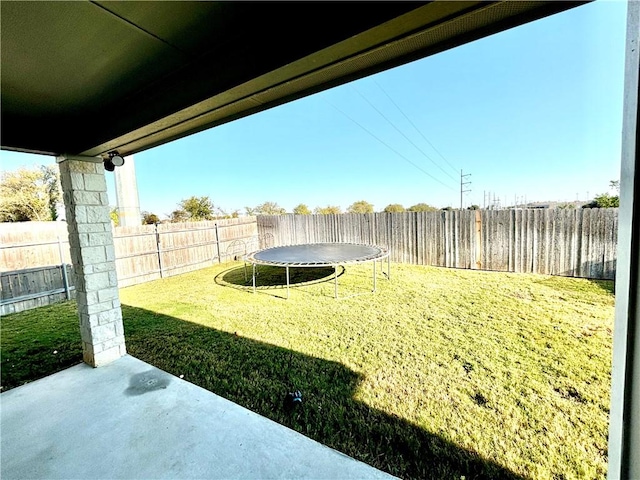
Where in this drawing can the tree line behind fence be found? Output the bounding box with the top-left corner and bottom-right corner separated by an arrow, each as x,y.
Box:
258,209 -> 618,280
1,209 -> 617,314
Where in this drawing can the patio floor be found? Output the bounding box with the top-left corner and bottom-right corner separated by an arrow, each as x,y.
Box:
1,355 -> 395,479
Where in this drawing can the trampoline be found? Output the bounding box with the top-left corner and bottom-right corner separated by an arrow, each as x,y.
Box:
245,243 -> 390,299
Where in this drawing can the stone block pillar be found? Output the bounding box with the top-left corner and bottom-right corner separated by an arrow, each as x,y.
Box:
58,158 -> 126,367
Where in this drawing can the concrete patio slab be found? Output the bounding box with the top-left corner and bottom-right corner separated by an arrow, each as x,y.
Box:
1,355 -> 395,479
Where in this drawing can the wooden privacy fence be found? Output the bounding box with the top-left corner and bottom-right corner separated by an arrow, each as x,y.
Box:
1,265 -> 76,315
0,222 -> 75,315
257,209 -> 618,280
1,210 -> 617,314
0,218 -> 259,314
113,218 -> 258,287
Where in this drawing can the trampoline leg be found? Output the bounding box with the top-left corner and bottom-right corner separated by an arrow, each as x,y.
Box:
252,264 -> 256,294
286,266 -> 290,299
334,265 -> 338,299
387,253 -> 391,281
373,259 -> 377,292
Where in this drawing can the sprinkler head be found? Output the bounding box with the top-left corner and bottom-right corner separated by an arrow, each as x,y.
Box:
283,390 -> 303,411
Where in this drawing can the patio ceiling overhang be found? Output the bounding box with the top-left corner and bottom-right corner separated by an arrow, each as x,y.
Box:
1,1 -> 585,159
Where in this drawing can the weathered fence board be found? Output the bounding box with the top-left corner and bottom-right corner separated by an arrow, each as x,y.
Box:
1,218 -> 259,310
1,264 -> 76,315
257,209 -> 618,280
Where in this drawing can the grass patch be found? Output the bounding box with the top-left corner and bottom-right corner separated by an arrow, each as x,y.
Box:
1,302 -> 83,390
1,263 -> 614,479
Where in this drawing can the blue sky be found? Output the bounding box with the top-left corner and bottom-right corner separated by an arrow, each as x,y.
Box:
0,1 -> 627,217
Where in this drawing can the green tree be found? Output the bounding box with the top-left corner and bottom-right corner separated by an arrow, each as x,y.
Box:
347,200 -> 374,214
582,180 -> 621,208
314,205 -> 342,215
557,202 -> 576,210
467,205 -> 481,210
407,203 -> 437,212
179,196 -> 215,220
251,201 -> 287,215
383,204 -> 405,213
293,204 -> 311,215
169,209 -> 189,223
593,193 -> 620,208
142,211 -> 160,224
40,166 -> 62,220
0,166 -> 61,222
610,180 -> 620,193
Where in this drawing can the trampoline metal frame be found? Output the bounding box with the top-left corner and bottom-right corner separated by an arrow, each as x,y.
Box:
245,243 -> 390,299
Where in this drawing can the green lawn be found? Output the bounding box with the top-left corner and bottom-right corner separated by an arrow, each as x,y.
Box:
1,263 -> 614,479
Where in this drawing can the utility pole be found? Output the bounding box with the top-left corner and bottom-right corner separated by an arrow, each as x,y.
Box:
460,170 -> 471,210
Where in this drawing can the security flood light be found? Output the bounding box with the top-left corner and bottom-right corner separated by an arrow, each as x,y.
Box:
104,153 -> 125,172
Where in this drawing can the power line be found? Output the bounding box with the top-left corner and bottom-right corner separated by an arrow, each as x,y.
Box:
323,96 -> 456,191
374,80 -> 459,175
352,86 -> 458,183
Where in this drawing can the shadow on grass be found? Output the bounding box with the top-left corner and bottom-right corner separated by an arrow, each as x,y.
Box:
216,264 -> 342,288
587,278 -> 615,296
121,304 -> 524,480
536,274 -> 615,297
0,302 -> 83,392
215,265 -> 347,299
558,260 -> 616,296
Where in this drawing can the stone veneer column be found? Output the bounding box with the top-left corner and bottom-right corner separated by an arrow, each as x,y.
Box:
58,159 -> 126,367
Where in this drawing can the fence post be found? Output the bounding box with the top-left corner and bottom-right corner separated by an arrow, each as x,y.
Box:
214,222 -> 221,263
474,210 -> 482,269
155,223 -> 164,278
57,233 -> 71,300
387,213 -> 393,262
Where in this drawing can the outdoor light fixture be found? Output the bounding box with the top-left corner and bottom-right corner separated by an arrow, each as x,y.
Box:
104,152 -> 125,172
